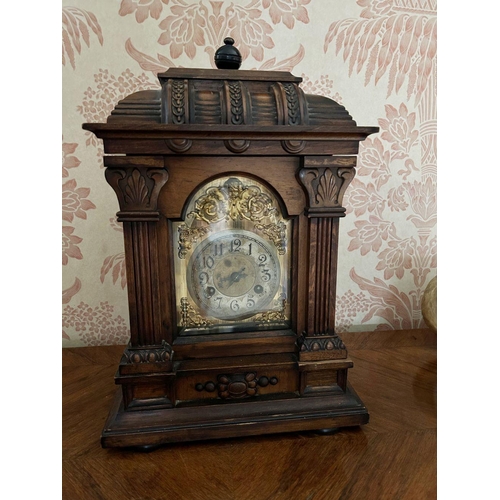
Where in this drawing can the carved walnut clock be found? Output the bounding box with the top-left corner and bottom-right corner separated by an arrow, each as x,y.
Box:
83,39 -> 379,449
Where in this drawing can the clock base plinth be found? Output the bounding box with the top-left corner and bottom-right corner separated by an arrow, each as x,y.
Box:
101,383 -> 368,449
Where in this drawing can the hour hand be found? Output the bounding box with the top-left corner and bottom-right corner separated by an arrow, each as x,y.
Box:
226,267 -> 247,287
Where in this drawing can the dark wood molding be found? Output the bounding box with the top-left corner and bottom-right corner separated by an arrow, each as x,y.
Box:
121,342 -> 172,364
158,67 -> 303,82
83,123 -> 377,140
298,334 -> 347,360
108,90 -> 162,123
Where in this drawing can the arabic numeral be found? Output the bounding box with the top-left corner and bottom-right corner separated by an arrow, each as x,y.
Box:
199,272 -> 209,285
246,298 -> 255,308
213,243 -> 223,256
230,300 -> 240,311
261,269 -> 271,282
214,296 -> 222,309
230,239 -> 241,252
258,254 -> 267,265
203,255 -> 215,269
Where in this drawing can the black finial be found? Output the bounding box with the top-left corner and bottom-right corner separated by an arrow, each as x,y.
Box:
214,37 -> 241,70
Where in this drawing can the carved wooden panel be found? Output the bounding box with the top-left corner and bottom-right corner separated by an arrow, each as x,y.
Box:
175,368 -> 296,402
194,372 -> 280,400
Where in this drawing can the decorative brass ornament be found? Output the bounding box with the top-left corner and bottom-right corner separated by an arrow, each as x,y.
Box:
254,221 -> 287,255
177,224 -> 210,259
255,298 -> 287,324
181,177 -> 287,255
180,297 -> 213,328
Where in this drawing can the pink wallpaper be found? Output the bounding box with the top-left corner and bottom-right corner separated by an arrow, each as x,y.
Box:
62,0 -> 437,346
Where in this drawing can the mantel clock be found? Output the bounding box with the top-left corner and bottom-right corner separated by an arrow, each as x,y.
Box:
83,38 -> 379,449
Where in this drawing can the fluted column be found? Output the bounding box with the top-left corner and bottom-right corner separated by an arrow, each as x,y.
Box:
297,156 -> 356,360
104,156 -> 169,347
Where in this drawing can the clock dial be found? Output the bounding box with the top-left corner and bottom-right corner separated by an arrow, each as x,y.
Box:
173,174 -> 291,333
187,230 -> 280,321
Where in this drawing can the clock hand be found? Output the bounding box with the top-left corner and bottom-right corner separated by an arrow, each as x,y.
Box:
226,267 -> 247,288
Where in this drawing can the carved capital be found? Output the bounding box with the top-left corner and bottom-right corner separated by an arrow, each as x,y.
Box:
299,157 -> 356,217
105,166 -> 169,221
299,167 -> 354,216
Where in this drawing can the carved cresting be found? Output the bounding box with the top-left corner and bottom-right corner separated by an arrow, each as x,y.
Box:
157,73 -> 331,155
298,156 -> 356,360
104,156 -> 169,346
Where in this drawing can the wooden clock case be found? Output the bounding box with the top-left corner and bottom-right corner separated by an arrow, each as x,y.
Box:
83,66 -> 378,449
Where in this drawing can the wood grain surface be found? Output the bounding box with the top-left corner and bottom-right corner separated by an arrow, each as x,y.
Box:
62,328 -> 436,500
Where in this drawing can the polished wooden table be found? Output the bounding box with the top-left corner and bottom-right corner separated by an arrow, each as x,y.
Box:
62,329 -> 436,500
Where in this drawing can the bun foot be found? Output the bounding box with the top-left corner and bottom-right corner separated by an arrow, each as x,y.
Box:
132,444 -> 162,452
315,427 -> 340,435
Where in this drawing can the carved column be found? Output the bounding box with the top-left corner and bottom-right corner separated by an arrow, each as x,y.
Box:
104,156 -> 169,347
298,156 -> 356,361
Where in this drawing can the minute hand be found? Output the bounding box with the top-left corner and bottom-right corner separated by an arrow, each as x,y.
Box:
226,267 -> 247,288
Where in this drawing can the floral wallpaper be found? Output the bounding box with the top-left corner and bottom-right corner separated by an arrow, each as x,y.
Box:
62,0 -> 437,347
